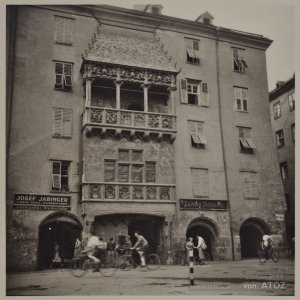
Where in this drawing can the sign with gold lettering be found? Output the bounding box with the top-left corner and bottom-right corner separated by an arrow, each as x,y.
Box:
180,199 -> 227,211
13,194 -> 71,211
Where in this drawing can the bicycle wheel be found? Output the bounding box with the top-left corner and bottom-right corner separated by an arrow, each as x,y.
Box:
258,250 -> 266,263
146,253 -> 160,270
116,255 -> 134,271
271,250 -> 279,262
69,258 -> 88,277
100,259 -> 117,277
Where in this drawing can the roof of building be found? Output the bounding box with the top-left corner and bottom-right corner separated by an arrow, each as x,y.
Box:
269,75 -> 295,101
84,25 -> 178,73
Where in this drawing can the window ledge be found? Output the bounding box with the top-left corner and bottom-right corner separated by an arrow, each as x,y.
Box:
50,190 -> 71,194
180,103 -> 209,107
52,135 -> 72,139
233,70 -> 246,74
54,88 -> 73,93
276,144 -> 285,149
236,110 -> 248,113
55,42 -> 73,47
186,61 -> 201,66
274,115 -> 281,120
244,197 -> 259,200
240,150 -> 254,154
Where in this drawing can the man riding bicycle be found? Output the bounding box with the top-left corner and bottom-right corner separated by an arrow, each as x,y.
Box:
262,234 -> 273,259
131,231 -> 149,267
85,233 -> 107,272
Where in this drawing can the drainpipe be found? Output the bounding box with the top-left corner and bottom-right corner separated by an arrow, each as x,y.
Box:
215,27 -> 235,260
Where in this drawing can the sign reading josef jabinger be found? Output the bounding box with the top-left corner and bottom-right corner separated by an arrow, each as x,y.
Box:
13,194 -> 71,210
180,199 -> 228,211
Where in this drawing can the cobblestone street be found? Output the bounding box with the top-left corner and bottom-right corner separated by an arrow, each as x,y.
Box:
7,259 -> 294,296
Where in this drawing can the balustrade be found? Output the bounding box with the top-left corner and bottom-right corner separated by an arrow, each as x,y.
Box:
84,107 -> 176,131
84,183 -> 175,202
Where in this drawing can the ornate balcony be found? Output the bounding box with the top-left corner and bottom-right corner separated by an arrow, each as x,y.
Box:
83,107 -> 176,139
82,182 -> 176,202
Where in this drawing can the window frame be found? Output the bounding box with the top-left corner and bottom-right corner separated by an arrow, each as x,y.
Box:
291,123 -> 295,143
241,171 -> 259,199
187,82 -> 200,105
54,61 -> 73,91
273,102 -> 281,119
185,38 -> 200,64
279,162 -> 288,180
191,167 -> 209,198
189,120 -> 207,148
238,126 -> 255,154
51,160 -> 71,192
288,92 -> 295,111
275,129 -> 285,148
54,15 -> 74,46
234,86 -> 248,112
52,107 -> 73,138
232,48 -> 248,73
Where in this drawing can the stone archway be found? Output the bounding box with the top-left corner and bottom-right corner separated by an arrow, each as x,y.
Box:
37,212 -> 82,269
186,217 -> 219,261
240,217 -> 271,259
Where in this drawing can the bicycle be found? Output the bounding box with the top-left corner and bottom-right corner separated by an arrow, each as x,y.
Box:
116,249 -> 160,271
69,252 -> 117,277
258,247 -> 279,263
193,249 -> 211,265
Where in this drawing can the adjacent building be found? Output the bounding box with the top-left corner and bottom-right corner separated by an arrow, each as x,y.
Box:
269,76 -> 295,248
6,4 -> 287,271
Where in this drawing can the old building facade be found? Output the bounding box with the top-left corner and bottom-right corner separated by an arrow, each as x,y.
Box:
269,76 -> 295,248
6,4 -> 286,271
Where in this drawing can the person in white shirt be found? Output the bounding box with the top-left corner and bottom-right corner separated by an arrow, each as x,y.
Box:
262,234 -> 273,259
86,233 -> 106,272
196,235 -> 207,265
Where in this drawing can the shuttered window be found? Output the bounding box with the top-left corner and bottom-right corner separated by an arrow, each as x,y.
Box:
242,172 -> 258,199
191,168 -> 209,198
52,160 -> 70,192
234,87 -> 248,112
55,62 -> 73,90
189,120 -> 207,148
238,127 -> 255,153
55,16 -> 74,45
185,38 -> 200,64
233,48 -> 248,73
53,108 -> 72,138
180,79 -> 209,106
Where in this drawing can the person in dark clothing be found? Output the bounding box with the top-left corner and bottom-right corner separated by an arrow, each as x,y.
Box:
107,237 -> 116,264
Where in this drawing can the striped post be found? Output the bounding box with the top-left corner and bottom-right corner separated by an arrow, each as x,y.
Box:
188,249 -> 194,285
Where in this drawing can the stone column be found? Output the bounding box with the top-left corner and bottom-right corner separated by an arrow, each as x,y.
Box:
85,79 -> 92,107
114,80 -> 123,110
164,218 -> 174,265
168,85 -> 177,115
141,83 -> 150,112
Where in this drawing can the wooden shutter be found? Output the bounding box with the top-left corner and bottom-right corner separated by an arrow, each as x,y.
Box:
52,161 -> 61,189
180,79 -> 188,103
146,162 -> 156,183
53,108 -> 63,136
62,109 -> 72,137
200,82 -> 209,106
242,172 -> 251,198
55,62 -> 64,87
64,18 -> 74,45
63,63 -> 72,88
54,16 -> 64,43
70,161 -> 80,192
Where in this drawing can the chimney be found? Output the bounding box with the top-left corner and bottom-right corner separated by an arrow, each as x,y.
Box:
134,4 -> 163,14
276,81 -> 285,88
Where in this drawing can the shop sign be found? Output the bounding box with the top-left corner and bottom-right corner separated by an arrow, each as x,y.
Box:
275,213 -> 284,221
13,194 -> 71,211
180,199 -> 228,211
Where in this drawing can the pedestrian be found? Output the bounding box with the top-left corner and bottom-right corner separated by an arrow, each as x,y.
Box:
131,231 -> 149,267
186,237 -> 194,264
115,235 -> 126,259
107,237 -> 116,264
196,235 -> 207,265
73,237 -> 82,259
50,241 -> 62,268
85,232 -> 105,272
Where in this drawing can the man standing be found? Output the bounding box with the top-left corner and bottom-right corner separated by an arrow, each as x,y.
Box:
196,235 -> 207,265
131,231 -> 149,267
107,237 -> 116,264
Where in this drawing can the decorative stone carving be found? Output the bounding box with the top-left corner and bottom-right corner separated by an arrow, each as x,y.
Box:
106,110 -> 117,124
119,186 -> 130,199
146,186 -> 157,200
120,111 -> 132,126
162,116 -> 173,129
105,185 -> 115,199
160,186 -> 170,200
133,186 -> 144,200
134,113 -> 146,127
148,115 -> 160,128
90,185 -> 101,199
90,109 -> 103,123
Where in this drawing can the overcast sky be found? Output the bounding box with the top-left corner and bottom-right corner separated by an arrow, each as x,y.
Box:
95,0 -> 295,91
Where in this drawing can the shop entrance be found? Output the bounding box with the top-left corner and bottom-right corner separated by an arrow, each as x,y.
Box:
240,218 -> 270,258
186,218 -> 219,261
37,212 -> 82,269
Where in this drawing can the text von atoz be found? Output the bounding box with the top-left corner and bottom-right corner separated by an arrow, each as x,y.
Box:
180,199 -> 228,211
13,194 -> 71,211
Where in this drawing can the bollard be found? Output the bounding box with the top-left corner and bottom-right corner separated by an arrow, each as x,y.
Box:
188,249 -> 194,285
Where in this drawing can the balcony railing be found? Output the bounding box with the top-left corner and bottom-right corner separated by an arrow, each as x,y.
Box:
82,183 -> 176,202
83,107 -> 176,132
